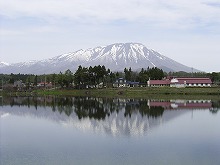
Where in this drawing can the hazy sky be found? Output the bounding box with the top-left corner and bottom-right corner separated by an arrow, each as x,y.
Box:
0,0 -> 220,72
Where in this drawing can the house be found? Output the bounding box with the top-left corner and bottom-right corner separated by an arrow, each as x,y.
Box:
127,81 -> 140,87
37,82 -> 53,89
14,80 -> 23,88
170,78 -> 212,87
147,79 -> 170,87
14,80 -> 25,91
113,78 -> 127,88
148,77 -> 212,88
113,78 -> 140,88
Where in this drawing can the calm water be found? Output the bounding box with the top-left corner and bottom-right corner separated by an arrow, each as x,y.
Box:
0,96 -> 220,165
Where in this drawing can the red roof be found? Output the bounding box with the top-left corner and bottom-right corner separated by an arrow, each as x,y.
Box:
174,78 -> 212,84
149,78 -> 212,85
149,80 -> 170,85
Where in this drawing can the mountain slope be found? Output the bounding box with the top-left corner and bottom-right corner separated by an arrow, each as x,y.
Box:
0,43 -> 199,74
0,61 -> 9,67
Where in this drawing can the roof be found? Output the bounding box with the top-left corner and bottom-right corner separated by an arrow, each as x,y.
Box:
127,81 -> 139,85
173,78 -> 212,84
149,78 -> 212,85
149,80 -> 170,85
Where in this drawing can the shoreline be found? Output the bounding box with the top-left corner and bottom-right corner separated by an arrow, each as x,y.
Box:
2,87 -> 220,99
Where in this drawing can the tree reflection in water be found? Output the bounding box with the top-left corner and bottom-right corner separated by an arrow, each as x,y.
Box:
1,96 -> 220,120
73,97 -> 110,120
124,99 -> 164,118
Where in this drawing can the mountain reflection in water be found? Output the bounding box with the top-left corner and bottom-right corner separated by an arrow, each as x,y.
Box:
0,96 -> 219,137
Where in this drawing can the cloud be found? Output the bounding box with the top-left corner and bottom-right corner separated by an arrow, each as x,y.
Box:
1,0 -> 220,72
0,29 -> 24,36
1,0 -> 220,29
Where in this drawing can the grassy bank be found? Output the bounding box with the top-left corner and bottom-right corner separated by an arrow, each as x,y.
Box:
2,87 -> 220,99
34,87 -> 220,99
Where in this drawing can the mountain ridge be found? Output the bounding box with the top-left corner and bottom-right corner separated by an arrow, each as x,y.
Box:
0,43 -> 199,74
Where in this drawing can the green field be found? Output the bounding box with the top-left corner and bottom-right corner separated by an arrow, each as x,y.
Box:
2,87 -> 220,99
33,87 -> 220,99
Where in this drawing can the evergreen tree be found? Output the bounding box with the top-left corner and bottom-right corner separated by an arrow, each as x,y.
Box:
57,72 -> 64,88
124,67 -> 132,80
34,75 -> 38,86
64,69 -> 74,88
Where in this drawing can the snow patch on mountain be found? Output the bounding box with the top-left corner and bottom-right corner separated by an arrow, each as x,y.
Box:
0,43 -> 200,74
0,61 -> 9,67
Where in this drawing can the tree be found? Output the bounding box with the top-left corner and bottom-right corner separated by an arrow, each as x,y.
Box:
74,66 -> 90,88
57,72 -> 64,88
109,72 -> 116,83
74,66 -> 83,87
124,67 -> 132,81
51,73 -> 57,88
208,72 -> 220,84
116,72 -> 120,79
148,67 -> 164,80
26,76 -> 31,89
63,69 -> 73,88
34,75 -> 38,86
137,68 -> 149,83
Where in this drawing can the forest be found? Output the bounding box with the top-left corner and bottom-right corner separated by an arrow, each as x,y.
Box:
0,65 -> 220,90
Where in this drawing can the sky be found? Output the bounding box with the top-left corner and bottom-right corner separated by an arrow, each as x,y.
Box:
0,0 -> 220,72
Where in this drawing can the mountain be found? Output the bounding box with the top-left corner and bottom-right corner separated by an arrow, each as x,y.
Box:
0,61 -> 9,67
0,43 -> 199,74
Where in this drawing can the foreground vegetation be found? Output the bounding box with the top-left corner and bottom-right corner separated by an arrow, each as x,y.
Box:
38,86 -> 220,95
0,66 -> 165,90
1,87 -> 217,100
1,65 -> 220,91
1,65 -> 220,100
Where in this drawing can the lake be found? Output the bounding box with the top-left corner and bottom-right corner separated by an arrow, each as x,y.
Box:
0,96 -> 220,165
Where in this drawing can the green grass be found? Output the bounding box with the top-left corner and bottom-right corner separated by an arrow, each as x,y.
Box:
33,87 -> 220,99
2,87 -> 220,99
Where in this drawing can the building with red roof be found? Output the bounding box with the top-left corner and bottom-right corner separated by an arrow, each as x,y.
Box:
170,78 -> 212,87
148,77 -> 212,87
147,79 -> 170,87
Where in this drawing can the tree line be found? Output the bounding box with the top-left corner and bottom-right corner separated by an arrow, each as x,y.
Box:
2,96 -> 219,118
0,65 -> 220,90
0,65 -> 164,89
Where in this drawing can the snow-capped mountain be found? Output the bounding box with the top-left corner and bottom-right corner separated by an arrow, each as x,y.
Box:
0,43 -> 199,74
0,61 -> 9,67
